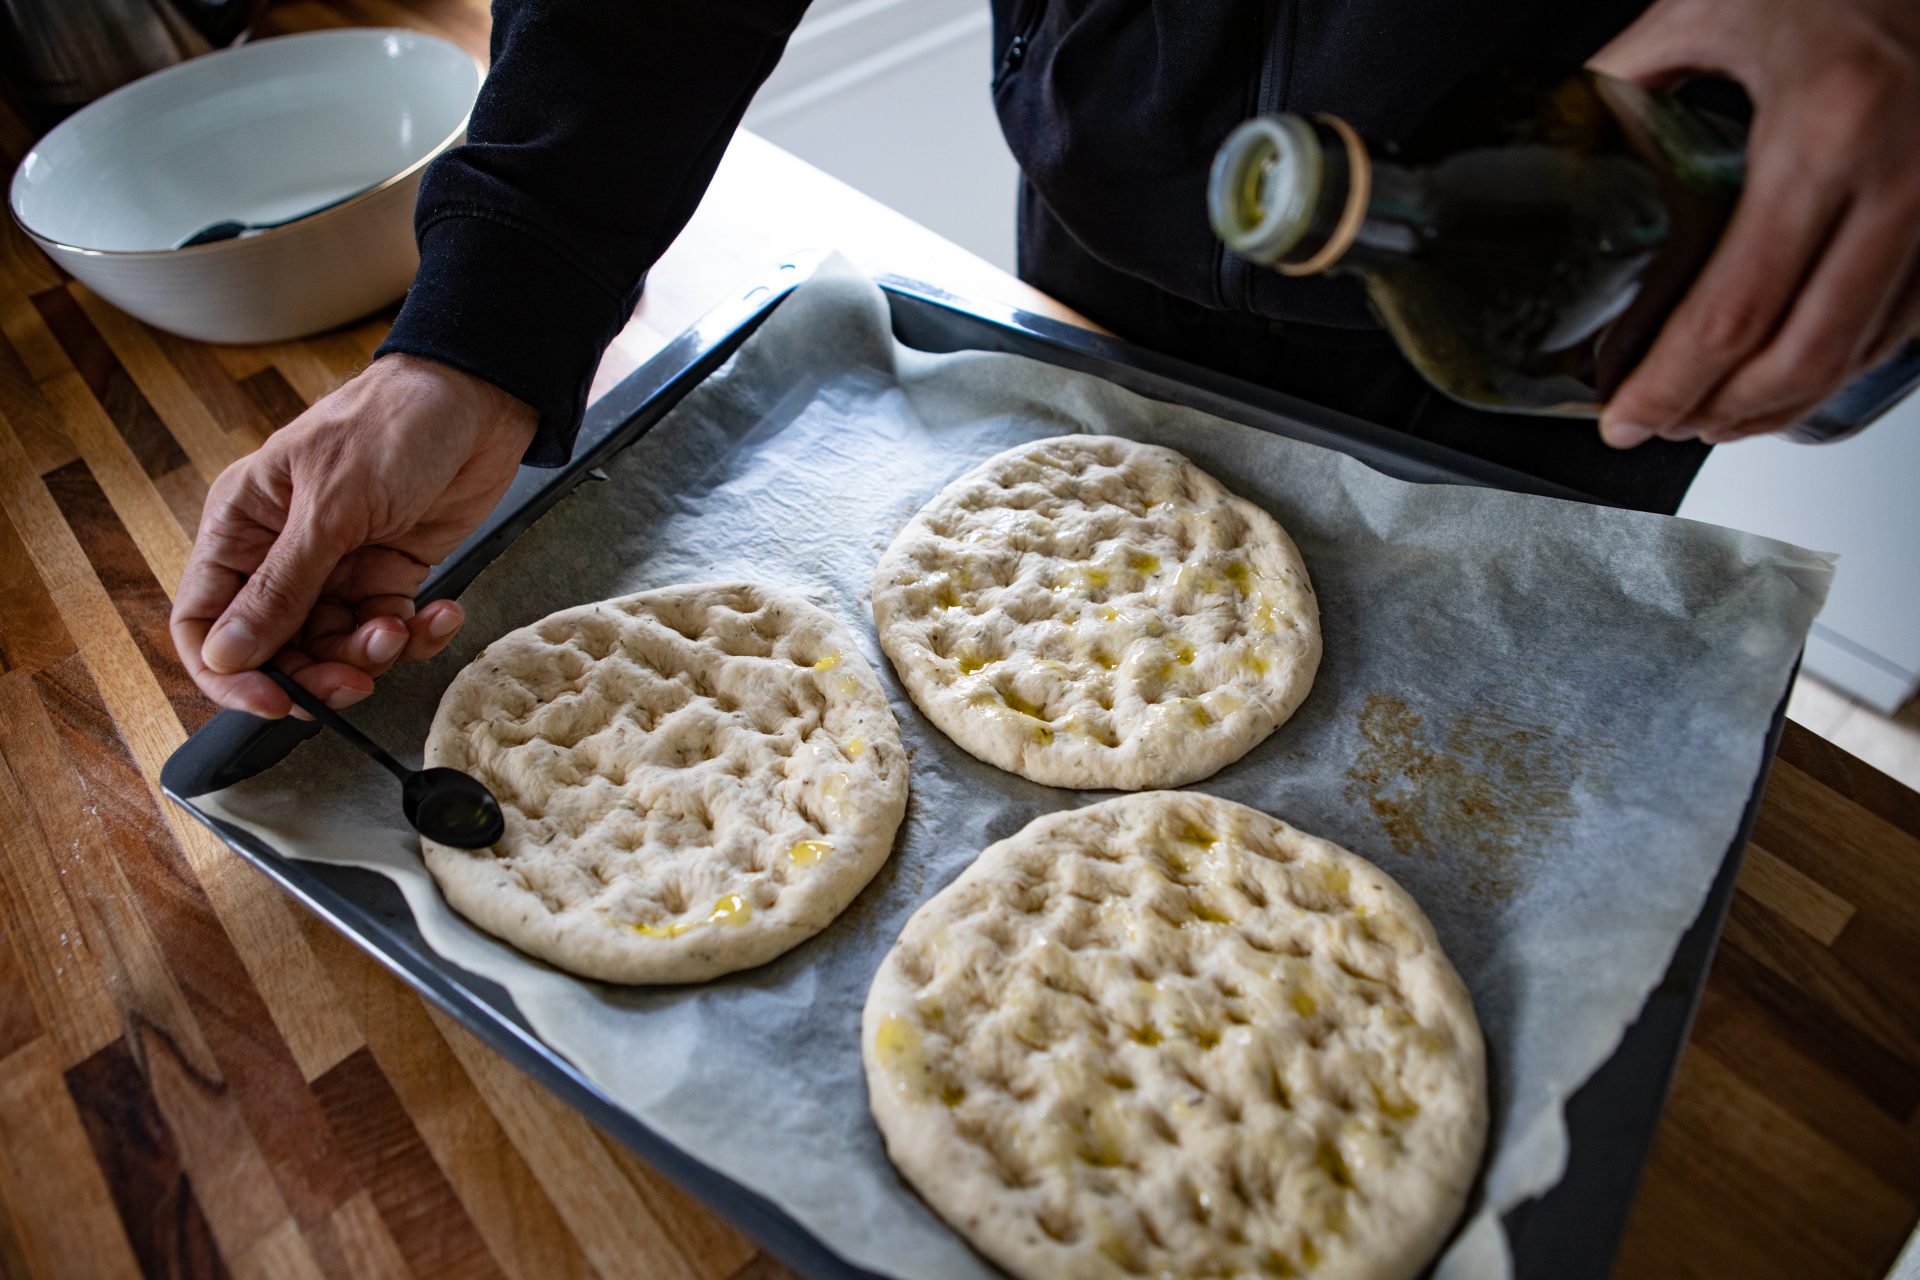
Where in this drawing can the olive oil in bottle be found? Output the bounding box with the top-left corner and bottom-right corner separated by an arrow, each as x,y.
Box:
1207,69 -> 1919,441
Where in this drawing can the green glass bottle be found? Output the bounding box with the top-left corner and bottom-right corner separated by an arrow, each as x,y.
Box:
1207,69 -> 1917,440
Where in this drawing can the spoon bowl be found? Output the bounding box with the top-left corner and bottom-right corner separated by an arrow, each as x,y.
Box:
404,767 -> 506,849
260,667 -> 504,850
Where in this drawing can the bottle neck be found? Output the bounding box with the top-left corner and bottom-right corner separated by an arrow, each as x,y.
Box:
1209,113 -> 1429,277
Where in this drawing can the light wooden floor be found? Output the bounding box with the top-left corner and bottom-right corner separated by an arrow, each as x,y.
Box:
1790,677 -> 1920,793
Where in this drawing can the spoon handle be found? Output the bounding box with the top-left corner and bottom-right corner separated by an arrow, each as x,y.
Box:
262,667 -> 413,784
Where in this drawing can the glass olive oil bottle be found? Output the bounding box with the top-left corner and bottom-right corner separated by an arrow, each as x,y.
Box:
1207,69 -> 1919,441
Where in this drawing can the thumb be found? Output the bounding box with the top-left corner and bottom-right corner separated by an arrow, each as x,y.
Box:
201,507 -> 345,673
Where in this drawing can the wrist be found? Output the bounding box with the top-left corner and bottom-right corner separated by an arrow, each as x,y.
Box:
365,353 -> 539,450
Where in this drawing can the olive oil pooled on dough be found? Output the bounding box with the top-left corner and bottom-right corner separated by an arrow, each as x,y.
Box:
1209,69 -> 1920,441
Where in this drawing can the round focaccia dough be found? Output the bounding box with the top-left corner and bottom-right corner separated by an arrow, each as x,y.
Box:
863,792 -> 1486,1280
872,434 -> 1319,790
422,583 -> 908,984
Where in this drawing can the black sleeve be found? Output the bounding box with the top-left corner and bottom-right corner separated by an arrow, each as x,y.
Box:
375,0 -> 813,465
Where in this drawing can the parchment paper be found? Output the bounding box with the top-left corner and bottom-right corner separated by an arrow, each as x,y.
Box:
196,258 -> 1832,1279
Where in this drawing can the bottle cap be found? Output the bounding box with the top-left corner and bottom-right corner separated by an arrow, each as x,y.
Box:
1208,114 -> 1324,264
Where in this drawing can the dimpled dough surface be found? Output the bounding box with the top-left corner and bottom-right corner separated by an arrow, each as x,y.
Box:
863,793 -> 1487,1280
421,583 -> 908,984
872,434 -> 1320,790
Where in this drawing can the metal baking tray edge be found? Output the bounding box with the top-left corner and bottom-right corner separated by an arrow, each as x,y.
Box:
161,257 -> 1789,1280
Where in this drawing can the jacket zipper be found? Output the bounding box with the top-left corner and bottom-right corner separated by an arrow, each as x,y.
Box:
1217,0 -> 1291,311
994,0 -> 1046,89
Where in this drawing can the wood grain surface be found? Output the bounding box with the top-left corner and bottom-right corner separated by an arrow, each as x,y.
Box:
2,3 -> 1917,1278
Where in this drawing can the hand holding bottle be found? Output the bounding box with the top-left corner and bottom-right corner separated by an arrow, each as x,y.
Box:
1592,0 -> 1920,447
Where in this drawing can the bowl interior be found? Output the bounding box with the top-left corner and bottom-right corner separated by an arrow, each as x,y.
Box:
11,29 -> 480,253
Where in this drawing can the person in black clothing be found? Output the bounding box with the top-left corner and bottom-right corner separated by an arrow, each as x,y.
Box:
170,0 -> 1920,719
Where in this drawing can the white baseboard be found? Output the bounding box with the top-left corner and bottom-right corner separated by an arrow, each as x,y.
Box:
1804,624 -> 1918,716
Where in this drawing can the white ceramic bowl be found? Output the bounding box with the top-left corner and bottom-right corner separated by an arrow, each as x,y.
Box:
9,29 -> 481,344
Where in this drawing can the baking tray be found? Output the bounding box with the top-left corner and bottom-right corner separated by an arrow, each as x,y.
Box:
162,258 -> 1787,1280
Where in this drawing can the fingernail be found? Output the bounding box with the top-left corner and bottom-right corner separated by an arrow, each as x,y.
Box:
1601,420 -> 1655,449
242,691 -> 286,719
203,618 -> 259,672
366,626 -> 406,664
428,606 -> 463,639
327,686 -> 370,710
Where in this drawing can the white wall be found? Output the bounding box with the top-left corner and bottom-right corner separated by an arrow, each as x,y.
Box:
744,0 -> 1021,272
1678,397 -> 1920,713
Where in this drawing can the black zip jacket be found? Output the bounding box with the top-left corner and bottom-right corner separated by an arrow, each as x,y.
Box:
378,0 -> 1648,465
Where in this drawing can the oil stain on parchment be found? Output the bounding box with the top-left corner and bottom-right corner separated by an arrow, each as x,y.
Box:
1345,692 -> 1602,901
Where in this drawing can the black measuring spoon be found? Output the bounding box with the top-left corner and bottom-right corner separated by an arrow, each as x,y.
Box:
263,667 -> 504,849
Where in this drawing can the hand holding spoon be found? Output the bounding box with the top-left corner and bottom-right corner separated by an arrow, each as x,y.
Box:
263,667 -> 504,849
